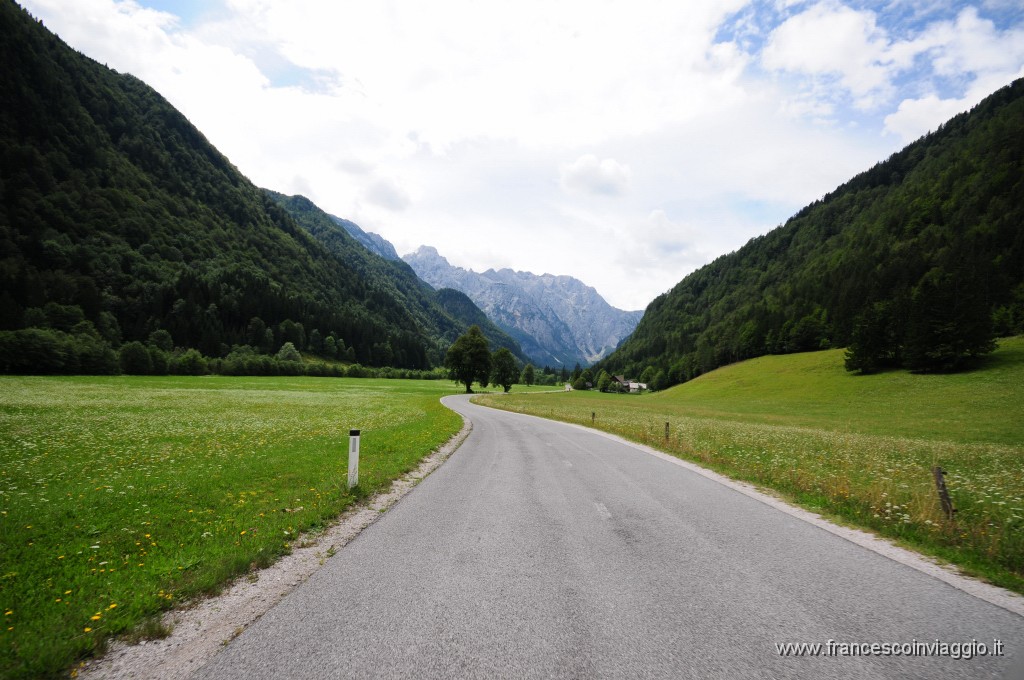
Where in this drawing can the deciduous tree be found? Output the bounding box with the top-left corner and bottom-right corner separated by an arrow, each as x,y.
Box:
490,348 -> 518,393
445,325 -> 492,393
276,341 -> 302,362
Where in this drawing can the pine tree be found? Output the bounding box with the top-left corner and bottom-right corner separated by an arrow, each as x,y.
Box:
570,363 -> 582,382
844,301 -> 900,374
904,268 -> 996,372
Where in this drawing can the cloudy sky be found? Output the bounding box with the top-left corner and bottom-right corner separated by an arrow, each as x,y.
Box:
21,0 -> 1024,310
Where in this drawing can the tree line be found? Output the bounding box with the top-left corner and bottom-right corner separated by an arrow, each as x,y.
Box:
445,325 -> 560,393
0,304 -> 451,379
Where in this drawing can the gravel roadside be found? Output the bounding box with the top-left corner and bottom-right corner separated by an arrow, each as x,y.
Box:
74,417 -> 471,680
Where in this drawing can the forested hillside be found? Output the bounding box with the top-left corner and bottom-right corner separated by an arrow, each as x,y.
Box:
0,1 -> 506,373
603,78 -> 1024,386
267,191 -> 526,363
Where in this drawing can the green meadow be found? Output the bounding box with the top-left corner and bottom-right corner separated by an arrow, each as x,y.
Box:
3,347 -> 1022,678
476,336 -> 1024,594
0,376 -> 463,679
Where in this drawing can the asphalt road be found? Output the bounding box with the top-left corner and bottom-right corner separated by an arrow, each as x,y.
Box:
192,394 -> 1023,679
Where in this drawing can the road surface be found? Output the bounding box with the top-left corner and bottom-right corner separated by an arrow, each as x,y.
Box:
192,394 -> 1023,679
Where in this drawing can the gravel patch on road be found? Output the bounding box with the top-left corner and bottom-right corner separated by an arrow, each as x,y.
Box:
76,417 -> 471,680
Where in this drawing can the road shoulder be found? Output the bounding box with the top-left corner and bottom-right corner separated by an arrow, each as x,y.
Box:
76,414 -> 472,680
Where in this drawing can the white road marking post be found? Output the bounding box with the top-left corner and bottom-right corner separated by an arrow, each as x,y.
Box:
348,429 -> 360,489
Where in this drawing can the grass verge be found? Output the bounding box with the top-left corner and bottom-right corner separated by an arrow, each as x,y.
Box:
0,375 -> 463,679
474,337 -> 1024,595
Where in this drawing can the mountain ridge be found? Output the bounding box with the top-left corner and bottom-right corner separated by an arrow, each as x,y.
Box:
404,245 -> 643,367
329,214 -> 401,261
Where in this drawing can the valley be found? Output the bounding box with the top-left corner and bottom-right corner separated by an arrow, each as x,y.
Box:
2,1 -> 1023,677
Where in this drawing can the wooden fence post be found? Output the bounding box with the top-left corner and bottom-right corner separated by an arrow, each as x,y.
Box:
932,466 -> 956,520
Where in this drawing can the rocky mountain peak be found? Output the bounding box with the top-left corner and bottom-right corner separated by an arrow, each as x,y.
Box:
403,246 -> 642,367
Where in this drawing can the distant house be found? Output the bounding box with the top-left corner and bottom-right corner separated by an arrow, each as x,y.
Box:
610,376 -> 646,393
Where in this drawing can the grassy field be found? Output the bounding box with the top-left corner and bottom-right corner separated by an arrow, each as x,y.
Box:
476,336 -> 1024,594
0,376 -> 465,679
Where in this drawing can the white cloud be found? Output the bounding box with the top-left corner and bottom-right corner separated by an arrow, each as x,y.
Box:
926,7 -> 1024,77
560,155 -> 632,197
759,1 -> 1024,141
759,1 -> 943,109
763,3 -> 890,93
364,179 -> 412,212
188,0 -> 756,151
883,7 -> 1024,142
883,66 -> 1024,143
610,210 -> 710,304
882,93 -> 970,143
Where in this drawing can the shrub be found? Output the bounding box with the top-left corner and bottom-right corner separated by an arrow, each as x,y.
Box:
119,341 -> 153,375
147,329 -> 174,352
0,329 -> 69,374
73,334 -> 118,374
171,349 -> 208,376
147,347 -> 169,375
275,341 -> 302,362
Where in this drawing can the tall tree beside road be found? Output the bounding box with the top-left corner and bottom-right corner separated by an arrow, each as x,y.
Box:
445,325 -> 492,393
490,348 -> 519,393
